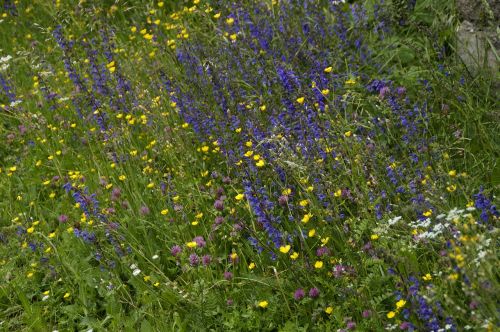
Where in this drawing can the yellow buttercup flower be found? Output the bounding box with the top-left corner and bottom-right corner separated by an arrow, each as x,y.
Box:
258,300 -> 268,308
301,213 -> 312,223
279,245 -> 291,254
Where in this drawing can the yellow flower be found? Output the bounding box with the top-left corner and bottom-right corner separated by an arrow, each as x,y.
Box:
290,252 -> 299,260
396,299 -> 406,309
447,185 -> 456,192
422,273 -> 432,281
48,232 -> 56,238
296,97 -> 305,104
255,159 -> 265,167
63,292 -> 71,299
226,17 -> 234,25
213,13 -> 221,19
325,306 -> 333,314
279,245 -> 291,254
448,170 -> 457,177
423,210 -> 432,217
387,311 -> 395,319
308,229 -> 316,237
161,209 -> 169,215
314,261 -> 323,269
248,262 -> 256,270
321,89 -> 330,96
370,234 -> 379,240
299,199 -> 309,207
344,131 -> 352,137
324,67 -> 332,73
301,213 -> 312,223
27,227 -> 34,234
119,175 -> 126,181
259,105 -> 266,111
230,252 -> 238,261
282,188 -> 291,195
258,300 -> 268,308
345,78 -> 356,85
235,194 -> 245,201
245,141 -> 253,147
229,33 -> 237,41
186,241 -> 197,248
334,189 -> 342,197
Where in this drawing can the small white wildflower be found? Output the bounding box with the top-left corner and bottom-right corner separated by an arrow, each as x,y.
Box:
129,263 -> 137,270
436,214 -> 446,219
9,100 -> 22,107
388,216 -> 402,225
42,295 -> 50,301
466,207 -> 476,211
132,268 -> 141,276
152,254 -> 159,260
0,55 -> 12,63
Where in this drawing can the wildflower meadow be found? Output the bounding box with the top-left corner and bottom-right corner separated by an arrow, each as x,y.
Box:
0,0 -> 498,331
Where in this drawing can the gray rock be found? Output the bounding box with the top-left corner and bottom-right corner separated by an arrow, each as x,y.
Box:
456,0 -> 498,75
457,20 -> 498,75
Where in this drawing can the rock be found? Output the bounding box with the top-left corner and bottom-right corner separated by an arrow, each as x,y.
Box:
457,20 -> 498,75
456,0 -> 498,75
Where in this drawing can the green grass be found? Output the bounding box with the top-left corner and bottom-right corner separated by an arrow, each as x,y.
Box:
0,0 -> 498,331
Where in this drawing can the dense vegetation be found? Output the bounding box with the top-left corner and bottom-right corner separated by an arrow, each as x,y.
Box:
0,0 -> 498,331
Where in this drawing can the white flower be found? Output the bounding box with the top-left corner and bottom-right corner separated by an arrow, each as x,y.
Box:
9,100 -> 22,107
129,263 -> 137,270
152,255 -> 159,260
132,268 -> 141,276
42,295 -> 50,301
388,216 -> 402,225
0,55 -> 12,63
